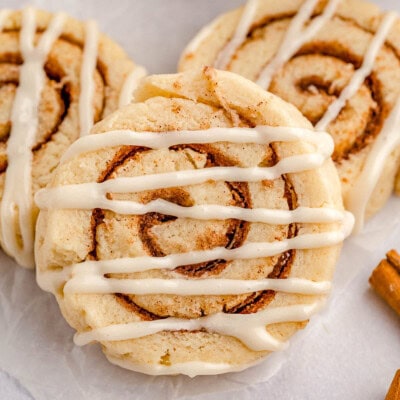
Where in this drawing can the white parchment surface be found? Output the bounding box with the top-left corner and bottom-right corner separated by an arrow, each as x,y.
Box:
0,1 -> 399,399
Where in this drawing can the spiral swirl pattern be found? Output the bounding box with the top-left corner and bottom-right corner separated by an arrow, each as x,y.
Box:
36,68 -> 345,373
0,8 -> 139,267
179,0 -> 400,225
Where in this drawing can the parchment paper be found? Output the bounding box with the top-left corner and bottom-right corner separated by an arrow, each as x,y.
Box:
0,1 -> 399,399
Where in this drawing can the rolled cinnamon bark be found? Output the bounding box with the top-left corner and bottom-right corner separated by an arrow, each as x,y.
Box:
370,250 -> 400,317
385,370 -> 400,400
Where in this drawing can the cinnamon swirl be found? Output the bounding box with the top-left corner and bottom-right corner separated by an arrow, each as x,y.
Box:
0,7 -> 146,268
179,0 -> 400,232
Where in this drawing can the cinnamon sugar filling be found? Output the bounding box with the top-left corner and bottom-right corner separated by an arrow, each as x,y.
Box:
0,33 -> 108,174
87,142 -> 298,319
223,13 -> 399,162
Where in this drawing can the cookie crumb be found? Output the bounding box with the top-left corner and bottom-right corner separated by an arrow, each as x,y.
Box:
159,350 -> 171,366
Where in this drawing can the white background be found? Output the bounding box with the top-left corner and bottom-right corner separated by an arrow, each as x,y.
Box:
0,1 -> 399,399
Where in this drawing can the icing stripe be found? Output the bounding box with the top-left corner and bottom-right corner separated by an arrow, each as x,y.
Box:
36,153 -> 329,199
256,0 -> 341,89
105,356 -> 262,377
35,13 -> 67,54
214,0 -> 259,69
60,126 -> 333,163
79,20 -> 98,136
36,195 -> 346,224
118,66 -> 147,108
256,0 -> 318,88
75,227 -> 349,271
63,277 -> 331,296
74,301 -> 323,351
320,12 -> 398,233
0,8 -> 65,268
347,85 -> 400,232
316,12 -> 398,131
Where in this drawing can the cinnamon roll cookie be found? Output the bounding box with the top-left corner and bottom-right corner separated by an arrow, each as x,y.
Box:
0,7 -> 146,268
179,0 -> 400,232
35,68 -> 353,376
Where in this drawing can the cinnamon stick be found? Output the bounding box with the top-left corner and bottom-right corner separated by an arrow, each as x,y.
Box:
385,370 -> 400,400
369,250 -> 400,316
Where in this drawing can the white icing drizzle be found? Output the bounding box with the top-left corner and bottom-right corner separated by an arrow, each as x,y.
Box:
37,195 -> 346,224
36,155 -> 329,198
106,355 -> 263,377
118,66 -> 147,108
256,0 -> 341,89
60,126 -> 333,162
214,0 -> 259,69
74,301 -> 323,352
319,12 -> 398,233
0,8 -> 65,268
79,20 -> 98,136
64,276 -> 331,296
316,12 -> 398,131
347,86 -> 400,232
36,124 -> 353,363
35,153 -> 334,214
